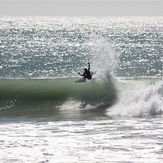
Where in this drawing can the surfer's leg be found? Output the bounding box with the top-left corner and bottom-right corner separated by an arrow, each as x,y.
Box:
83,76 -> 86,82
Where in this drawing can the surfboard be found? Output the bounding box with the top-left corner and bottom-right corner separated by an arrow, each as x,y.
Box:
75,78 -> 86,83
75,72 -> 96,83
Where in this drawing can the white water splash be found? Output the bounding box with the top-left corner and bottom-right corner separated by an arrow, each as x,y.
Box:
108,79 -> 163,117
88,36 -> 119,79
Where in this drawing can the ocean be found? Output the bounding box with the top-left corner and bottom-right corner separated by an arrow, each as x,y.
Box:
0,16 -> 163,162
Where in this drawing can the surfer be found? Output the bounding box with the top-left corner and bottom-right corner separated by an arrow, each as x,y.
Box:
78,62 -> 92,81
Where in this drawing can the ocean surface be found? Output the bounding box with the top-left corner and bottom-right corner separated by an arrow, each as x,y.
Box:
0,16 -> 163,162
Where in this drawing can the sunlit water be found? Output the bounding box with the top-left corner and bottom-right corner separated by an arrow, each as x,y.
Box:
0,17 -> 163,162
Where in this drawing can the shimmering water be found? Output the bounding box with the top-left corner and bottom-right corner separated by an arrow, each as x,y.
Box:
0,17 -> 163,162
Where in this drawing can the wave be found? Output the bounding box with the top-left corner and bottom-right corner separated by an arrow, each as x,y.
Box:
0,77 -> 117,116
1,76 -> 162,118
108,78 -> 163,117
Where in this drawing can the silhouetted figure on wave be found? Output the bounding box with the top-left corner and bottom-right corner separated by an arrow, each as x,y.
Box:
78,62 -> 93,82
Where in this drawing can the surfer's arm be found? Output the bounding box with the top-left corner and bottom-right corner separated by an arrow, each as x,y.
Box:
78,72 -> 86,77
88,62 -> 90,71
78,72 -> 83,76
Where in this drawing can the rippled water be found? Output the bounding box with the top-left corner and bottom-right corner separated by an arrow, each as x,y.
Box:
0,17 -> 162,78
0,17 -> 163,162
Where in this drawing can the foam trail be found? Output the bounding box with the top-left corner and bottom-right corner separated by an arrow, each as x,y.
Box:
107,79 -> 163,117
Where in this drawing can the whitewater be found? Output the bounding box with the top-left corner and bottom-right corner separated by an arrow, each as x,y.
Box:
0,17 -> 163,162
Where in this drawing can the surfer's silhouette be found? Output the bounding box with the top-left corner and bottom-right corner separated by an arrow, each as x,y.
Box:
78,62 -> 93,81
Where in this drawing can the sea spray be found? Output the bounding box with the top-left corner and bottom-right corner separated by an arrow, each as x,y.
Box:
88,36 -> 119,78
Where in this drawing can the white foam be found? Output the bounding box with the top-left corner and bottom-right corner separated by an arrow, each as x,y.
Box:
108,79 -> 163,117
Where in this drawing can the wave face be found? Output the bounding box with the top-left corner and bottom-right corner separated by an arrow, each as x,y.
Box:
0,77 -> 117,116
